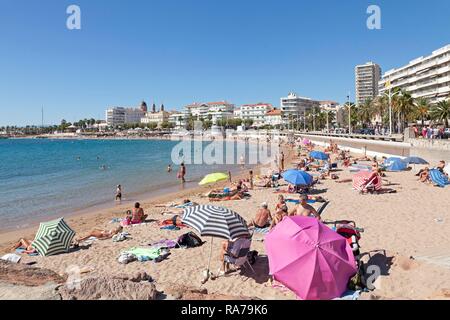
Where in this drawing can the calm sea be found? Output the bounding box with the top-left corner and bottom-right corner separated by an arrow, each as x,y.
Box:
0,138 -> 258,231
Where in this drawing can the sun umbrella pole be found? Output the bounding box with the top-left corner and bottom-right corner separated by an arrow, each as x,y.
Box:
207,237 -> 214,272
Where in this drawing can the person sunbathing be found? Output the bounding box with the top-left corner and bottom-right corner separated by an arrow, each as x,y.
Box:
289,195 -> 320,220
248,203 -> 272,229
75,226 -> 123,243
418,167 -> 431,183
11,238 -> 37,254
270,205 -> 288,230
275,195 -> 286,212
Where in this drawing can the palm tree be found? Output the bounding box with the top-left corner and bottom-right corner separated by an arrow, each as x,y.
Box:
357,99 -> 375,128
393,90 -> 414,133
372,95 -> 388,126
413,98 -> 430,127
430,99 -> 450,128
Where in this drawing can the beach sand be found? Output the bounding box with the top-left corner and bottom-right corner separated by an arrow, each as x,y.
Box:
1,143 -> 449,300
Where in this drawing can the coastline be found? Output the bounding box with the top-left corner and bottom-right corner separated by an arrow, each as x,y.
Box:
0,141 -> 276,251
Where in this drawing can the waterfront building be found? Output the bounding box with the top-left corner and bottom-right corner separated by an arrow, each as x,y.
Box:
141,104 -> 170,127
264,109 -> 283,127
241,103 -> 273,126
280,92 -> 320,123
379,44 -> 450,104
355,62 -> 382,106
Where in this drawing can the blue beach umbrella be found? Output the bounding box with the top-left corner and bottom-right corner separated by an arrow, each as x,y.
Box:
282,169 -> 313,186
404,156 -> 429,165
309,151 -> 329,161
384,157 -> 407,172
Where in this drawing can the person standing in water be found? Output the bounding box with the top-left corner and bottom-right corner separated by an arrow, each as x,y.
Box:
115,185 -> 122,202
167,164 -> 172,173
178,162 -> 186,183
240,154 -> 245,169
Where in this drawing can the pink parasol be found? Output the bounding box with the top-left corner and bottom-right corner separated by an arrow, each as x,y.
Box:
265,216 -> 357,300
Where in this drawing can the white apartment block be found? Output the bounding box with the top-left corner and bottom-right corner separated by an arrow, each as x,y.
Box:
125,108 -> 146,124
355,62 -> 381,106
183,101 -> 235,125
240,103 -> 273,126
280,92 -> 320,120
106,101 -> 148,126
168,112 -> 187,128
106,107 -> 144,126
379,44 -> 450,104
106,107 -> 126,126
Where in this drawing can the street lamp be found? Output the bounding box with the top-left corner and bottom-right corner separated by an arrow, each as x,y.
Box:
347,94 -> 351,134
382,79 -> 401,136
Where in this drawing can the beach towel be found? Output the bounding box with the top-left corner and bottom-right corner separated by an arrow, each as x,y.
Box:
15,248 -> 39,256
149,239 -> 178,249
253,227 -> 270,234
1,253 -> 22,263
334,290 -> 361,300
429,169 -> 450,188
123,247 -> 163,262
160,225 -> 180,231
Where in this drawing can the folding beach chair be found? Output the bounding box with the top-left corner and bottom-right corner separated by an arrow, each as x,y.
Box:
223,237 -> 256,274
362,175 -> 382,194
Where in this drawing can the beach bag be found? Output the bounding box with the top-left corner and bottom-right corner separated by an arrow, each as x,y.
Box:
177,232 -> 203,248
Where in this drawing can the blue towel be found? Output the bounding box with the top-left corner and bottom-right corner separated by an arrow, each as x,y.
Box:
334,290 -> 361,300
285,199 -> 316,204
254,227 -> 270,234
429,169 -> 450,188
160,225 -> 180,231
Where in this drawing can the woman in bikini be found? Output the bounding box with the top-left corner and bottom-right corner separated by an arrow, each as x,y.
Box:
75,226 -> 123,243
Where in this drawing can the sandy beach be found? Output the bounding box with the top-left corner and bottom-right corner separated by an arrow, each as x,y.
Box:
1,142 -> 449,300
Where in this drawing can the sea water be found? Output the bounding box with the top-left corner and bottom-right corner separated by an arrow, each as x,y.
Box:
0,138 -> 261,231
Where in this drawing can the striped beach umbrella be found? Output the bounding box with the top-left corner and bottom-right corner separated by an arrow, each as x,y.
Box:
182,205 -> 249,240
182,205 -> 250,281
32,218 -> 76,257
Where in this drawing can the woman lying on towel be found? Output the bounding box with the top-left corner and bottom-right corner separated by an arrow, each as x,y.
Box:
159,215 -> 186,228
11,238 -> 37,254
75,226 -> 123,243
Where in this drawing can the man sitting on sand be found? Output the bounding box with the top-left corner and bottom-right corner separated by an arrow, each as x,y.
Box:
289,195 -> 320,220
248,202 -> 272,229
75,226 -> 123,243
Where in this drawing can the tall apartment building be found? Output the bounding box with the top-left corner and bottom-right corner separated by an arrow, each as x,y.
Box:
280,92 -> 320,121
355,62 -> 382,106
379,44 -> 450,104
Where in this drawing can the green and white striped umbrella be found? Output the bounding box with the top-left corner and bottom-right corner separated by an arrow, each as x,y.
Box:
32,218 -> 76,257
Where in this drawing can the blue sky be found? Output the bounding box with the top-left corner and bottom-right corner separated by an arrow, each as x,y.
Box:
0,0 -> 449,126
